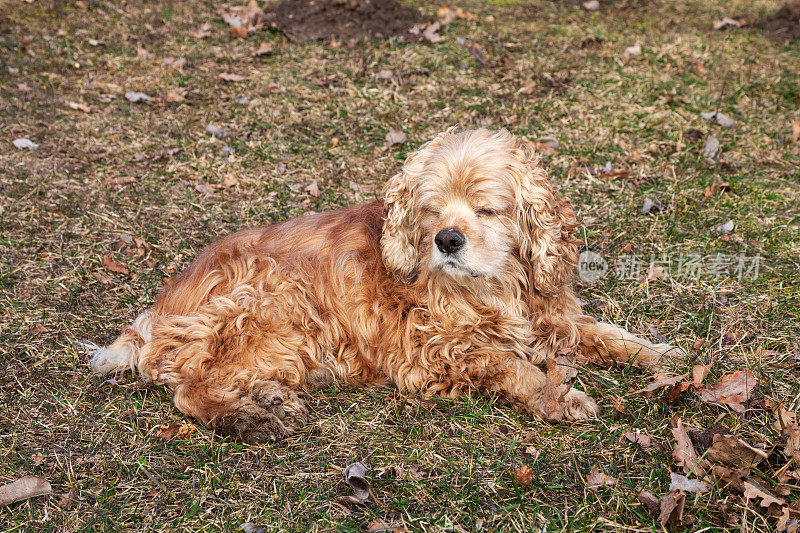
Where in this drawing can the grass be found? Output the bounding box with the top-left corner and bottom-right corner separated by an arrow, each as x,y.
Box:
1,0 -> 799,530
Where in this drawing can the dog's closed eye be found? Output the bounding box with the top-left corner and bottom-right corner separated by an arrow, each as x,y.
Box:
476,208 -> 496,216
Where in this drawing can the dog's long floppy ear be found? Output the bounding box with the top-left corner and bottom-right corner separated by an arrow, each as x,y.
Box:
381,132 -> 451,281
511,135 -> 579,297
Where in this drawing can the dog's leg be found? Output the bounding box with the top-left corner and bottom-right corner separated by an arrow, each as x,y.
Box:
172,378 -> 308,443
576,317 -> 685,368
401,355 -> 599,423
491,357 -> 600,422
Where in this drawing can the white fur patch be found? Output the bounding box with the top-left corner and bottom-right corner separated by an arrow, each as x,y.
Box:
86,311 -> 152,375
88,343 -> 138,375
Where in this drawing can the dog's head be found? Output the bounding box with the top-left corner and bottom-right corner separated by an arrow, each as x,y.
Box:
381,128 -> 578,296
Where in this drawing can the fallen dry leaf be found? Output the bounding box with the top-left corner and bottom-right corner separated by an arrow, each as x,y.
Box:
241,522 -> 263,533
776,504 -> 800,533
632,373 -> 687,397
264,82 -> 285,94
104,176 -> 137,186
743,481 -> 785,508
162,57 -> 185,68
165,89 -> 186,103
436,6 -> 475,24
93,272 -> 113,285
27,325 -> 47,337
702,134 -> 720,159
125,91 -> 150,103
0,476 -> 52,507
422,21 -> 442,43
205,124 -> 229,139
374,463 -> 422,479
221,0 -> 263,37
222,174 -> 239,188
254,42 -> 274,56
31,452 -> 44,466
707,433 -> 768,467
666,381 -> 695,403
641,197 -> 661,215
190,24 -> 213,39
776,465 -> 800,484
698,369 -> 757,413
711,464 -> 748,494
692,364 -> 711,387
637,489 -> 660,515
582,0 -> 600,11
517,80 -> 537,95
468,44 -> 487,67
646,264 -> 664,281
601,169 -> 629,180
305,180 -> 321,197
513,465 -> 533,487
623,44 -> 642,58
57,491 -> 74,509
693,338 -> 706,351
367,519 -> 407,533
612,396 -> 628,415
792,116 -> 800,144
529,139 -> 558,155
219,72 -> 247,82
663,364 -> 712,402
103,254 -> 130,275
713,17 -> 744,30
194,181 -> 214,195
155,421 -> 196,441
774,405 -> 800,466
658,490 -> 687,527
383,129 -> 407,149
68,101 -> 91,112
703,179 -> 732,199
13,138 -> 39,150
586,465 -> 618,489
624,430 -> 657,450
714,219 -> 735,235
341,462 -> 370,504
669,472 -> 710,493
437,6 -> 457,24
671,416 -> 708,477
137,46 -> 155,60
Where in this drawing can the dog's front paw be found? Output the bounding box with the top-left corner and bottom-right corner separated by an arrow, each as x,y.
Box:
559,389 -> 600,422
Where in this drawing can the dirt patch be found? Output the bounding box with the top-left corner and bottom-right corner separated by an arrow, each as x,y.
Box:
751,1 -> 800,41
262,0 -> 423,41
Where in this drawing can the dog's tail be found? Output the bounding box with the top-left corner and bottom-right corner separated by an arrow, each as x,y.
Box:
84,310 -> 153,375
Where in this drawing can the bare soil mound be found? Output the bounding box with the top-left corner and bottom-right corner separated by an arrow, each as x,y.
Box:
262,0 -> 423,41
752,1 -> 800,41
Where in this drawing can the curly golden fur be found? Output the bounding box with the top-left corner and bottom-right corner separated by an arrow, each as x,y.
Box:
89,129 -> 682,441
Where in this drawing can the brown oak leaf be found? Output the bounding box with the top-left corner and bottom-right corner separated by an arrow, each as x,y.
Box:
698,369 -> 757,413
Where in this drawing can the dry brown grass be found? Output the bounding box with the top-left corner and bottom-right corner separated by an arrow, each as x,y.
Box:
1,0 -> 799,530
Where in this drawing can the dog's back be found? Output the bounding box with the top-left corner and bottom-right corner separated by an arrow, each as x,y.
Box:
88,201 -> 387,378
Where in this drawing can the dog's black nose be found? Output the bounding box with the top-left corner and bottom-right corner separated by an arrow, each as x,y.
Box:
435,229 -> 466,255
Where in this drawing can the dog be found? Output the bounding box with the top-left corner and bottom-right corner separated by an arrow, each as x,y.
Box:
89,128 -> 682,442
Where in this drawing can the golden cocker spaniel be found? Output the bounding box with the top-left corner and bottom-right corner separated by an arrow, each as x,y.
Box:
90,129 -> 682,441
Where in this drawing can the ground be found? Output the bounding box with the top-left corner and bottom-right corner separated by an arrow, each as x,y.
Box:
1,0 -> 799,531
